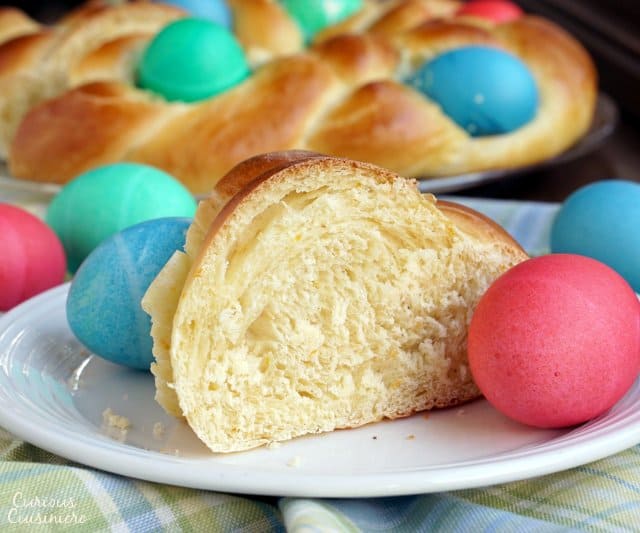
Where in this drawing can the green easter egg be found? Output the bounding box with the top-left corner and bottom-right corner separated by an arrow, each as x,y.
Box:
46,163 -> 196,273
281,0 -> 363,41
137,18 -> 250,102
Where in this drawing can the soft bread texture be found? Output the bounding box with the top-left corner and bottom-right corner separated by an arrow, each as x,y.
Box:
4,0 -> 597,195
141,152 -> 528,452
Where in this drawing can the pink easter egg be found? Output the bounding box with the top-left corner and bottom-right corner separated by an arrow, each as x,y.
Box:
0,203 -> 67,311
468,254 -> 640,428
457,0 -> 523,23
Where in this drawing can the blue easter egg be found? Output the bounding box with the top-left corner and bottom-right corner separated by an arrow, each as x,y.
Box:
405,46 -> 539,136
158,0 -> 232,27
67,217 -> 192,370
550,180 -> 640,292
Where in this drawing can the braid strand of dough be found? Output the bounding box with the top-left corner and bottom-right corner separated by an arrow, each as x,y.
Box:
3,1 -> 596,194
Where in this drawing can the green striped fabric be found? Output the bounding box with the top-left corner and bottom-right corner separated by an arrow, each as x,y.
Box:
1,190 -> 639,532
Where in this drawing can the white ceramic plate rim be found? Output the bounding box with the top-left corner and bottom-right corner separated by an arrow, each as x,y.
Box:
0,283 -> 639,498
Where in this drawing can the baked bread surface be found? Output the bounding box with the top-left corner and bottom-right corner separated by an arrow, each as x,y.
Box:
2,0 -> 597,194
142,151 -> 527,452
0,0 -> 185,158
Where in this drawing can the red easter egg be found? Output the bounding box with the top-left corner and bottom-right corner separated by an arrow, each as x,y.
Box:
468,254 -> 640,428
0,203 -> 67,311
457,0 -> 523,23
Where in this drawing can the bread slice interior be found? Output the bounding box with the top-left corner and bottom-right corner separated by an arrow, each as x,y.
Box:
142,152 -> 527,453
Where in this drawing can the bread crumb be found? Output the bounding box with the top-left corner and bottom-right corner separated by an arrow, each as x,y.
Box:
267,441 -> 282,450
153,422 -> 165,439
457,409 -> 466,416
102,408 -> 131,429
422,413 -> 430,420
287,455 -> 302,468
406,434 -> 415,440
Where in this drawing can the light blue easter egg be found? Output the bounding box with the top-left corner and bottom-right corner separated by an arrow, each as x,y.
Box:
66,217 -> 192,370
405,46 -> 539,136
157,0 -> 232,27
550,180 -> 640,292
46,163 -> 196,273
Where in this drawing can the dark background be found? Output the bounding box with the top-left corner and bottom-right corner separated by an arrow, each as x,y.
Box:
4,0 -> 639,201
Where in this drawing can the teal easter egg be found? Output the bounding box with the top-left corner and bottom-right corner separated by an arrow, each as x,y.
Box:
157,0 -> 232,27
550,180 -> 640,292
405,46 -> 538,136
137,18 -> 249,102
281,0 -> 362,41
67,217 -> 191,370
46,163 -> 196,273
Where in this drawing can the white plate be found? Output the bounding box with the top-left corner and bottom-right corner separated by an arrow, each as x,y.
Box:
1,283 -> 640,498
0,94 -> 618,199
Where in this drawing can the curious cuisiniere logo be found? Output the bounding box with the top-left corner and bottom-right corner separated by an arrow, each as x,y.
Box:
7,492 -> 88,526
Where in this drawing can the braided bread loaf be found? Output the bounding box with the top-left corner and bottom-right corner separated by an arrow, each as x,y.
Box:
0,0 -> 387,158
141,151 -> 527,452
0,1 -> 190,158
3,1 -> 596,195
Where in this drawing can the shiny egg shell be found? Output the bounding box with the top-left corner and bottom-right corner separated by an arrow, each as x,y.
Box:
550,179 -> 640,292
405,46 -> 538,136
46,162 -> 196,273
281,0 -> 363,41
66,217 -> 192,370
137,18 -> 249,102
468,254 -> 640,428
457,0 -> 524,23
0,203 -> 66,311
158,0 -> 232,27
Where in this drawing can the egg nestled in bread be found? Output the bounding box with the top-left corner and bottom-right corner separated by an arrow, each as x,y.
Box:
142,151 -> 527,452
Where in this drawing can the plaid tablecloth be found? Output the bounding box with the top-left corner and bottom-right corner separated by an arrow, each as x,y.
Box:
2,187 -> 639,532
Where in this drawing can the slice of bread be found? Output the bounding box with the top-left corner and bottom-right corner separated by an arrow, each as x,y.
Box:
142,151 -> 527,453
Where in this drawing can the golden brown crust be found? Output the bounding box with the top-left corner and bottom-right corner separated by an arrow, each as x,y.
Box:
0,1 -> 185,157
436,199 -> 527,255
228,0 -> 303,63
9,81 -> 172,181
126,55 -> 340,193
368,0 -> 461,36
311,32 -> 399,83
0,31 -> 54,80
210,149 -> 325,208
5,1 -> 597,195
69,33 -> 150,86
0,7 -> 40,44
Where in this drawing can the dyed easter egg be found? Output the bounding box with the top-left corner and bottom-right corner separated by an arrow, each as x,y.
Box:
137,18 -> 249,102
158,0 -> 232,27
46,163 -> 196,273
550,180 -> 640,293
405,46 -> 538,136
468,254 -> 640,428
67,217 -> 191,370
0,203 -> 66,311
457,0 -> 523,23
281,0 -> 362,41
